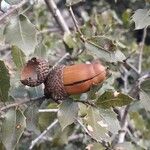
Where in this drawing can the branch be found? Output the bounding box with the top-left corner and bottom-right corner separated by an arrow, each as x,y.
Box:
138,27 -> 147,74
0,96 -> 46,113
38,109 -> 58,113
75,100 -> 96,108
0,0 -> 28,24
29,119 -> 58,149
117,28 -> 147,144
44,0 -> 70,34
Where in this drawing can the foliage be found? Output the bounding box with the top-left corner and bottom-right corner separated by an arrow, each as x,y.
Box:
0,0 -> 150,150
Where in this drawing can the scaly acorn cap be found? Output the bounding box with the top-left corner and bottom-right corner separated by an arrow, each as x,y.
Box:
21,57 -> 49,87
44,65 -> 68,101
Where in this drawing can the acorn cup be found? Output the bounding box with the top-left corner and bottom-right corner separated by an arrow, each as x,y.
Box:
21,57 -> 107,102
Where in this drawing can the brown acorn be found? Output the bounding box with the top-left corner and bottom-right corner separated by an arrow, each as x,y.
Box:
20,57 -> 49,87
21,57 -> 107,102
44,61 -> 106,101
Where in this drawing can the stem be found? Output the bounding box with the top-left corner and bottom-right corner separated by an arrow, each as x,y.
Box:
117,27 -> 147,144
138,27 -> 147,74
0,0 -> 28,24
29,119 -> 58,149
44,0 -> 70,34
0,96 -> 46,113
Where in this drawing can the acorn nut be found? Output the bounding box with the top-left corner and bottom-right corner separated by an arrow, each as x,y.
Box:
21,57 -> 49,87
21,57 -> 107,102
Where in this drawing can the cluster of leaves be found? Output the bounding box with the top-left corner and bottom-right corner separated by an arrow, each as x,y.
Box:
0,0 -> 150,150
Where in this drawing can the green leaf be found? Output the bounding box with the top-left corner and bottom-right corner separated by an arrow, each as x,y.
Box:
86,143 -> 105,150
85,107 -> 110,142
114,142 -> 137,150
4,14 -> 37,55
85,41 -> 126,62
63,32 -> 75,49
130,112 -> 146,131
52,124 -> 74,146
96,91 -> 133,108
34,42 -> 48,58
114,50 -> 126,62
140,78 -> 150,93
4,0 -> 22,5
66,0 -> 83,6
25,104 -> 40,134
39,103 -> 57,131
99,108 -> 120,134
1,108 -> 16,150
57,99 -> 78,130
85,41 -> 113,62
11,45 -> 26,70
140,90 -> 150,112
132,9 -> 150,29
14,109 -> 26,145
1,108 -> 26,150
0,60 -> 10,102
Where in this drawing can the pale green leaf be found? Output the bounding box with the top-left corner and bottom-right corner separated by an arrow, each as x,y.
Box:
66,0 -> 83,5
57,99 -> 78,130
4,14 -> 37,55
14,109 -> 26,146
1,108 -> 16,150
11,45 -> 26,70
140,78 -> 150,93
132,9 -> 150,29
86,142 -> 105,150
1,108 -> 26,150
85,107 -> 110,142
114,50 -> 126,62
140,90 -> 150,111
0,60 -> 10,102
96,91 -> 133,108
63,32 -> 75,48
4,0 -> 22,5
85,41 -> 113,62
99,108 -> 120,134
114,142 -> 137,150
34,42 -> 48,58
130,112 -> 146,131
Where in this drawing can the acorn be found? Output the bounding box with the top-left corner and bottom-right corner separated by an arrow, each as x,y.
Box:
21,57 -> 107,102
20,57 -> 49,87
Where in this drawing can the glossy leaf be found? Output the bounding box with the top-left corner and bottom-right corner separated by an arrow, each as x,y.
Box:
132,9 -> 150,29
0,60 -> 10,102
11,46 -> 26,70
85,106 -> 110,142
1,108 -> 26,150
57,99 -> 78,130
96,91 -> 133,108
4,14 -> 37,55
